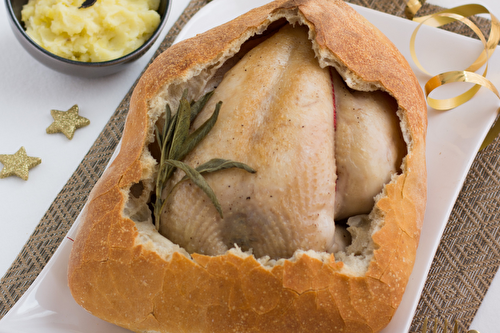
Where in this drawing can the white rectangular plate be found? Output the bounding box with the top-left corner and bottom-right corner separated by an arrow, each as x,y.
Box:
1,1 -> 499,332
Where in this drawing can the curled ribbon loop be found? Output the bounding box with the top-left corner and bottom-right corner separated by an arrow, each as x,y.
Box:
407,3 -> 500,150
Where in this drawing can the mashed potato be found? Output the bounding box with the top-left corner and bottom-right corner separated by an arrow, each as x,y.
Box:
21,0 -> 161,62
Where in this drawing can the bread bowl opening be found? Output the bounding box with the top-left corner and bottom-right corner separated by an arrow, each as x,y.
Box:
125,19 -> 407,276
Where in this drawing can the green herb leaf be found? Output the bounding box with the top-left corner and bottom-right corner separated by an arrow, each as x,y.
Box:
160,104 -> 174,180
178,101 -> 222,161
154,124 -> 162,149
183,158 -> 256,180
163,110 -> 177,159
163,103 -> 171,143
190,91 -> 214,122
168,98 -> 191,161
164,159 -> 223,218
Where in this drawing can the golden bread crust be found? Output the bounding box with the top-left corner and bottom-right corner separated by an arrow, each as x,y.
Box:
68,0 -> 427,332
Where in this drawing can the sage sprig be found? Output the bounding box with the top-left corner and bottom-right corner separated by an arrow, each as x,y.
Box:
153,90 -> 256,230
184,158 -> 256,177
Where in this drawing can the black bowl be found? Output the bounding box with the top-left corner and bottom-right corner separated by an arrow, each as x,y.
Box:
5,0 -> 171,77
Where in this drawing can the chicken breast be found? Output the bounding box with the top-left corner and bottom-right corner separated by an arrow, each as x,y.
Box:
333,71 -> 406,220
160,24 -> 336,259
159,23 -> 406,259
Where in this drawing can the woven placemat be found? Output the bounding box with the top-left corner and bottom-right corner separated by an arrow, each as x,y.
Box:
1,1 -> 499,332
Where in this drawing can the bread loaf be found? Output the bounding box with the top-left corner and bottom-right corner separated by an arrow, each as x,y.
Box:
68,0 -> 427,332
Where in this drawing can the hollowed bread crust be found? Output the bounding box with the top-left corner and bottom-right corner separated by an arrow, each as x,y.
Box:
68,0 -> 427,332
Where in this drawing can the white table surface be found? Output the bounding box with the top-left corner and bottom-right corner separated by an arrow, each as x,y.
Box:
0,0 -> 499,332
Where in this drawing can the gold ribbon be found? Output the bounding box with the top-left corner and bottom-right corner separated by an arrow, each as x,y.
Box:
405,0 -> 425,20
406,2 -> 500,150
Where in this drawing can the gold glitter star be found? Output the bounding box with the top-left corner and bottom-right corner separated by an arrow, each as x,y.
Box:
0,147 -> 41,181
46,105 -> 90,140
